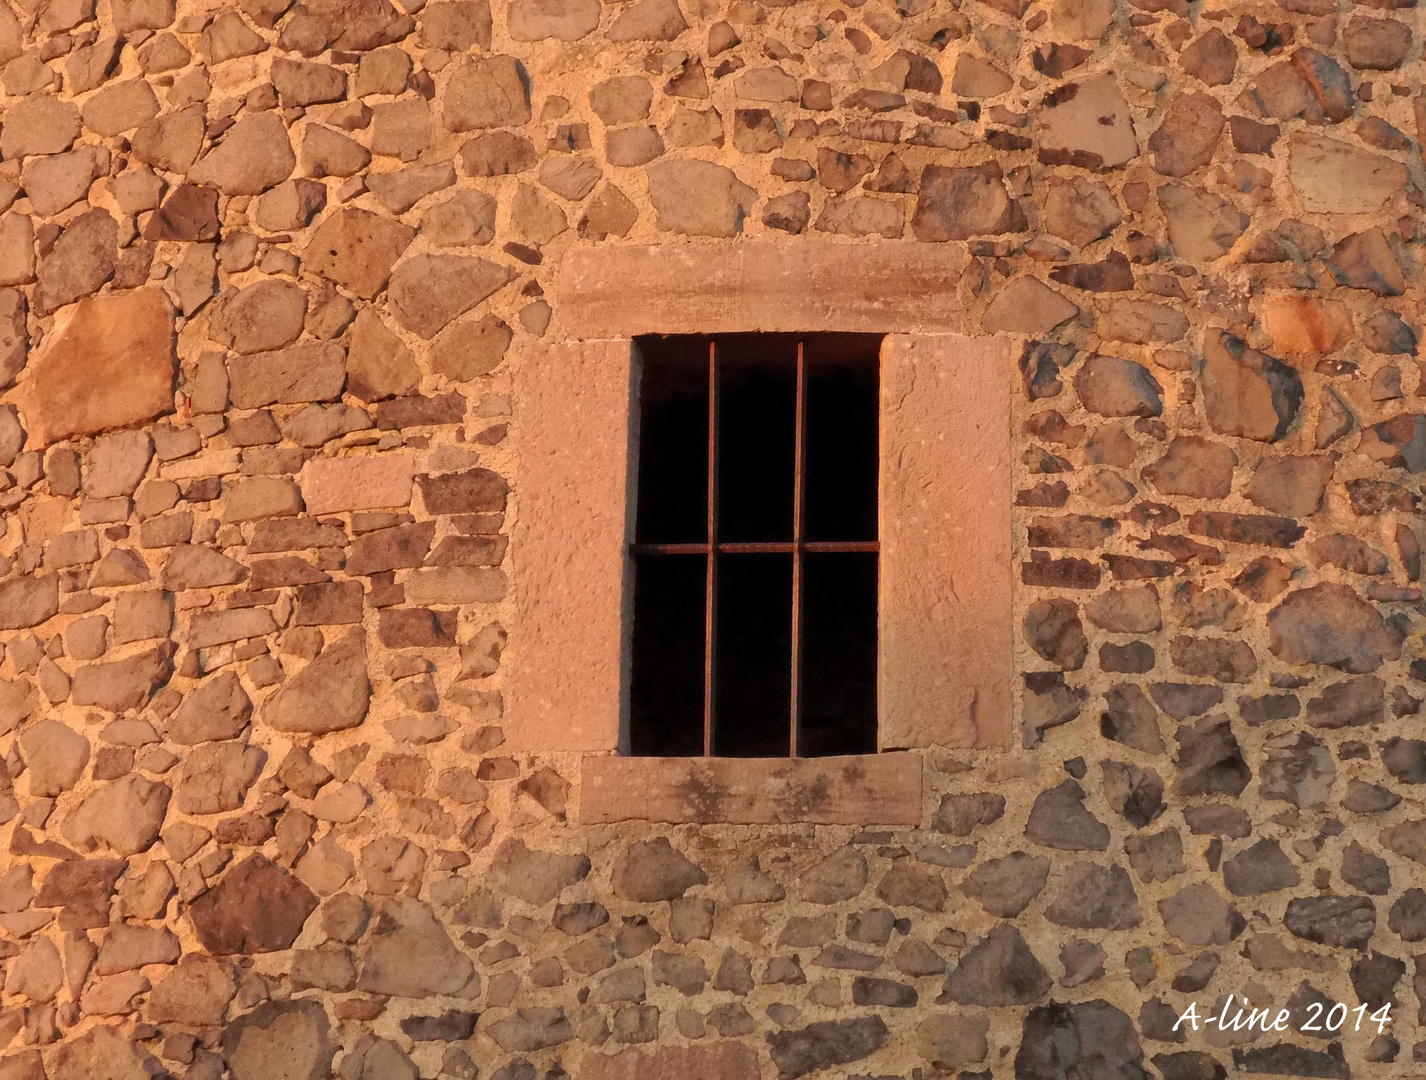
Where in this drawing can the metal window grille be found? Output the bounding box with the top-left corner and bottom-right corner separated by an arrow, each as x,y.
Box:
628,333 -> 881,758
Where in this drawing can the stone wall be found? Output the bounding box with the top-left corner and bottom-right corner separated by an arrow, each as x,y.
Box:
0,0 -> 1423,1077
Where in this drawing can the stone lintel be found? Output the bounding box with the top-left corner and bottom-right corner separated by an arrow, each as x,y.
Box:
554,242 -> 968,338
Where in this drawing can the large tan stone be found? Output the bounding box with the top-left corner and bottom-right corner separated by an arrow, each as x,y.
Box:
262,631 -> 371,734
555,242 -> 967,336
300,454 -> 414,514
1037,75 -> 1138,169
1263,296 -> 1352,355
305,208 -> 415,298
880,335 -> 1013,748
506,340 -> 632,753
582,754 -> 922,825
982,277 -> 1079,334
387,254 -> 514,339
1289,132 -> 1407,215
20,288 -> 174,445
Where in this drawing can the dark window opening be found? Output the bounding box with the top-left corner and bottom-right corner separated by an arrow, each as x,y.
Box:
628,333 -> 880,758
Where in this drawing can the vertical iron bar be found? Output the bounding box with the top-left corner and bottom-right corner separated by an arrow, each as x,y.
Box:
703,341 -> 718,757
790,341 -> 806,757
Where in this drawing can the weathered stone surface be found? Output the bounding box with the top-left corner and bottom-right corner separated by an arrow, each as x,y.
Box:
488,1008 -> 575,1052
190,113 -> 295,194
388,254 -> 514,339
490,838 -> 591,904
647,160 -> 758,237
189,855 -> 318,954
1026,779 -> 1109,850
1285,896 -> 1376,950
983,277 -> 1079,334
176,740 -> 264,814
223,999 -> 336,1080
1075,356 -> 1162,417
1201,331 -> 1302,443
1174,718 -> 1250,797
263,631 -> 371,733
444,55 -> 532,130
1015,1001 -> 1147,1080
942,924 -> 1052,1005
1223,838 -> 1301,896
1289,133 -> 1407,215
1038,75 -> 1138,169
962,852 -> 1050,917
21,288 -> 174,445
357,898 -> 475,997
1261,731 -> 1335,807
63,775 -> 170,856
1245,455 -> 1332,517
582,1043 -> 760,1080
0,576 -> 58,630
146,955 -> 236,1024
613,837 -> 707,901
767,1017 -> 889,1079
1149,94 -> 1224,178
20,720 -> 88,796
52,1026 -> 160,1080
1180,28 -> 1236,85
71,645 -> 174,712
1327,228 -> 1405,296
1268,584 -> 1401,673
1042,175 -> 1120,247
1159,185 -> 1247,262
305,208 -> 415,298
1159,883 -> 1245,945
913,163 -> 1025,241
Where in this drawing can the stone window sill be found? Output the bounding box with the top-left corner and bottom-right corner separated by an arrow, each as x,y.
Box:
579,751 -> 922,825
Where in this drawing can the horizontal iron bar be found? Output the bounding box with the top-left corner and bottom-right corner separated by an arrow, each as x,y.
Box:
631,541 -> 879,554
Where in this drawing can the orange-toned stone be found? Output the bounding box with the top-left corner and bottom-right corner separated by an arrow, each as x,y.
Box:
580,753 -> 922,825
505,339 -> 632,753
19,288 -> 174,445
555,241 -> 967,337
579,1039 -> 762,1080
880,334 -> 1014,749
1263,296 -> 1352,356
300,454 -> 414,515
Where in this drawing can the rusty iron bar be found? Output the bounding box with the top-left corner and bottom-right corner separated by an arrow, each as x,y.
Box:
635,338 -> 880,757
789,341 -> 806,757
630,541 -> 879,555
702,340 -> 718,758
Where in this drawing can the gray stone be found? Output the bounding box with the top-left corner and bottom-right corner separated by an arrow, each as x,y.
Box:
766,1016 -> 890,1079
940,924 -> 1052,1005
1025,780 -> 1109,850
1158,884 -> 1245,946
1222,838 -> 1300,896
961,852 -> 1050,917
490,838 -> 591,904
798,846 -> 868,903
1045,862 -> 1141,929
613,837 -> 707,901
1268,583 -> 1401,673
1015,1001 -> 1148,1080
1284,896 -> 1376,950
357,899 -> 475,997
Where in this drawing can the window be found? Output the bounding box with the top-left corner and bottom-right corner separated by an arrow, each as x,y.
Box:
505,241 -> 1014,824
627,334 -> 881,758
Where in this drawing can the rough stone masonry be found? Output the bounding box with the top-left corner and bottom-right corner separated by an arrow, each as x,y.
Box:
0,0 -> 1423,1077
